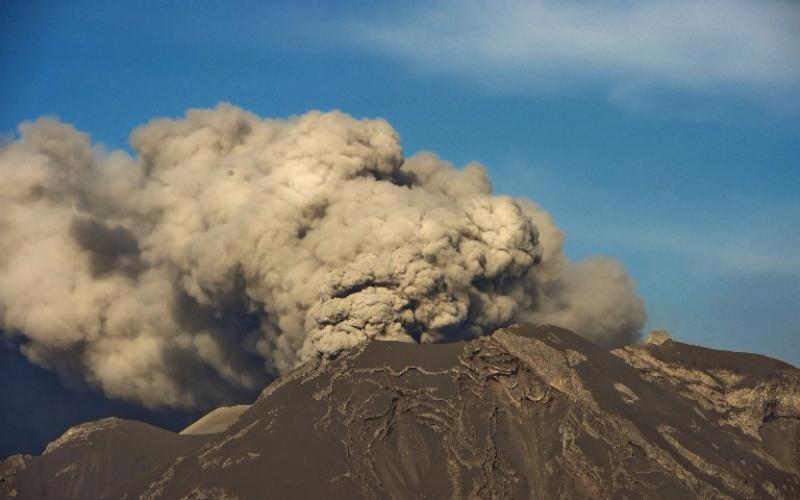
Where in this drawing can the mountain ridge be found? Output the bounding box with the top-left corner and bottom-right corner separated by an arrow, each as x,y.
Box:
2,325 -> 799,499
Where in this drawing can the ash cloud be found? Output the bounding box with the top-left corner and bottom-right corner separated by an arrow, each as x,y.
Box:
69,216 -> 141,278
0,104 -> 646,408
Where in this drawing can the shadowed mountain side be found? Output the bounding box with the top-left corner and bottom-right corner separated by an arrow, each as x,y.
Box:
0,419 -> 209,499
2,325 -> 799,499
0,338 -> 202,458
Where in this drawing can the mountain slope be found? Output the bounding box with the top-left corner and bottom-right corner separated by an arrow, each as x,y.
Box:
2,325 -> 799,499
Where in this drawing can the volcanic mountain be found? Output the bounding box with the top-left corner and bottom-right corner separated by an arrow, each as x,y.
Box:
2,325 -> 799,499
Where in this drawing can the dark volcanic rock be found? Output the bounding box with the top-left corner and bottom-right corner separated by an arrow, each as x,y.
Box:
2,325 -> 799,499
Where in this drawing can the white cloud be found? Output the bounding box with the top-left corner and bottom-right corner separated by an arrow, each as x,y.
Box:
347,1 -> 800,95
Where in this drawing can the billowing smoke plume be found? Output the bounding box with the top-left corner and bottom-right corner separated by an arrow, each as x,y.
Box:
0,104 -> 646,408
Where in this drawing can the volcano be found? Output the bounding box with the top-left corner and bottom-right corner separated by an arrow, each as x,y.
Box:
2,325 -> 799,499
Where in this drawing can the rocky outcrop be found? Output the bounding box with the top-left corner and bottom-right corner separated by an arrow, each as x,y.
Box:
613,330 -> 800,478
2,325 -> 798,499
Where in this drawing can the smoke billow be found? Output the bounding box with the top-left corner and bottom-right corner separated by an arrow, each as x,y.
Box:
0,104 -> 646,408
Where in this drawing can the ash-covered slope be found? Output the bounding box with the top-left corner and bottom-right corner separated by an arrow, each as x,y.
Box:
2,325 -> 799,499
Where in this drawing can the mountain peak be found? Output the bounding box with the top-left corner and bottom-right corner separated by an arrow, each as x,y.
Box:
2,325 -> 799,499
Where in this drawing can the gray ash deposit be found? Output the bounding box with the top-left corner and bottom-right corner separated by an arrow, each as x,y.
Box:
2,325 -> 799,499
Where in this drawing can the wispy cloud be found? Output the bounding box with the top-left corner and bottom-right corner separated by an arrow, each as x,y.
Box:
716,247 -> 800,276
581,215 -> 800,277
616,225 -> 800,277
345,1 -> 800,109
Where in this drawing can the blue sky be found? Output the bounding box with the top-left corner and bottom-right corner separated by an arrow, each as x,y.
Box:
1,0 -> 798,373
